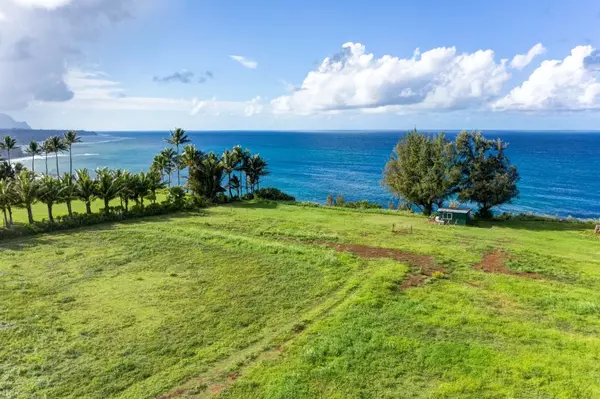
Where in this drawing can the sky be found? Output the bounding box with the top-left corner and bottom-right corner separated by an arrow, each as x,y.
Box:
1,0 -> 600,131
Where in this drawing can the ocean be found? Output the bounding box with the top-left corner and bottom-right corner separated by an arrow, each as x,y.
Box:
13,130 -> 600,219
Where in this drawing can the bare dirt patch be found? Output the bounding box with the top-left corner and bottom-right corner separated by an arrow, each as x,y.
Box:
474,250 -> 541,279
321,242 -> 445,288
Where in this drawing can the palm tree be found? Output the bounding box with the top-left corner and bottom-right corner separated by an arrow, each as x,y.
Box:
42,139 -> 52,175
94,168 -> 121,214
47,136 -> 68,176
64,131 -> 82,177
0,135 -> 17,164
60,173 -> 76,217
74,169 -> 96,214
38,175 -> 65,223
181,144 -> 202,185
245,154 -> 269,193
0,178 -> 14,227
187,152 -> 225,199
151,154 -> 167,183
159,148 -> 177,187
221,149 -> 237,198
135,171 -> 151,208
233,146 -> 250,196
24,141 -> 42,173
147,170 -> 165,204
164,127 -> 190,186
13,170 -> 38,224
117,170 -> 133,211
229,175 -> 241,198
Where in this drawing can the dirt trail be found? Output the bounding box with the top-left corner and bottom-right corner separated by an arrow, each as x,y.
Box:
474,250 -> 541,279
321,242 -> 445,288
158,242 -> 444,398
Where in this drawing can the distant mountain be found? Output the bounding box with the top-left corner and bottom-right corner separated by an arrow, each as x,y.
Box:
0,113 -> 31,130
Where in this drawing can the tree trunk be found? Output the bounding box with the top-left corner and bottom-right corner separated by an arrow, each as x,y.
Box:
31,155 -> 35,173
47,203 -> 54,223
176,144 -> 181,186
141,197 -> 145,208
26,205 -> 34,224
45,153 -> 48,175
69,145 -> 73,176
66,200 -> 73,217
2,208 -> 8,228
55,154 -> 60,176
228,172 -> 232,198
7,150 -> 10,165
85,201 -> 92,215
423,203 -> 433,216
7,205 -> 13,225
104,198 -> 110,214
124,198 -> 129,212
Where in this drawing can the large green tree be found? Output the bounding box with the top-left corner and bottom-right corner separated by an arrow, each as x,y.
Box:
455,131 -> 520,218
383,130 -> 460,216
164,128 -> 190,186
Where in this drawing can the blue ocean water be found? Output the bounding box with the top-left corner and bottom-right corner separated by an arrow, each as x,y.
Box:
16,130 -> 600,219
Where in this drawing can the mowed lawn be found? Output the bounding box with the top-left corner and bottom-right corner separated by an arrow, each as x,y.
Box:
1,203 -> 600,398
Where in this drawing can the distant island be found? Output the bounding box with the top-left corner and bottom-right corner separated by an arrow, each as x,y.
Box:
0,113 -> 96,160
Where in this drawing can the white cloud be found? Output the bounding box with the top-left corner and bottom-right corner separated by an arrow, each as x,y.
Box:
190,96 -> 264,117
0,0 -> 140,111
510,43 -> 546,69
271,42 -> 510,115
494,45 -> 600,111
11,0 -> 72,9
229,55 -> 258,69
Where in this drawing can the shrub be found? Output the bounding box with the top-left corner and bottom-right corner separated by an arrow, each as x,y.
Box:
255,188 -> 296,201
339,200 -> 382,209
242,193 -> 255,200
167,186 -> 186,207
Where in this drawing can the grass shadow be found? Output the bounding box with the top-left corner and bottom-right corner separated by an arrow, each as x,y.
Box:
0,210 -> 207,251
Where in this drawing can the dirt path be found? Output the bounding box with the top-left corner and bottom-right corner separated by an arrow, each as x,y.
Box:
157,241 -> 444,398
474,250 -> 541,279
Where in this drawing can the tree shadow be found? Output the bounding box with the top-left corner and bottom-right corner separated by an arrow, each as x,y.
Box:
225,201 -> 281,210
472,219 -> 596,232
0,210 -> 207,251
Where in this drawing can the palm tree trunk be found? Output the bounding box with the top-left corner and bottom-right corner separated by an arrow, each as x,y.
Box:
47,203 -> 54,223
69,145 -> 73,176
45,153 -> 48,175
7,205 -> 13,225
239,170 -> 243,195
31,155 -> 35,173
2,208 -> 8,228
55,153 -> 60,176
124,198 -> 129,212
104,198 -> 110,214
6,150 -> 10,165
66,200 -> 72,217
176,144 -> 180,186
228,172 -> 232,198
85,201 -> 92,215
26,205 -> 33,224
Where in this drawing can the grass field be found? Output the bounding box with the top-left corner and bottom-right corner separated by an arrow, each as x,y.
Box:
1,202 -> 600,398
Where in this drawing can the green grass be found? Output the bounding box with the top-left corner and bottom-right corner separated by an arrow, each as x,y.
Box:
1,202 -> 600,398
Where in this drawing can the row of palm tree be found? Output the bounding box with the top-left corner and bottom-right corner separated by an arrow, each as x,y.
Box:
153,128 -> 269,197
0,131 -> 82,176
0,168 -> 164,227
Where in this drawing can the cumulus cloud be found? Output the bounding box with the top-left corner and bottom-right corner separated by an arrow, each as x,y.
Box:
271,42 -> 510,114
229,55 -> 258,69
494,45 -> 600,111
0,0 -> 140,111
510,43 -> 546,69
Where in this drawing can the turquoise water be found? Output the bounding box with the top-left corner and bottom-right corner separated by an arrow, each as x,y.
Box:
15,130 -> 600,219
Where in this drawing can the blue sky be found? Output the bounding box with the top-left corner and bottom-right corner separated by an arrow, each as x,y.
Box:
2,0 -> 600,130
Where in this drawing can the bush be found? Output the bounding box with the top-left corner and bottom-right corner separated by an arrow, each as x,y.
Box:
0,200 -> 201,241
255,188 -> 296,201
242,193 -> 255,200
339,200 -> 382,209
